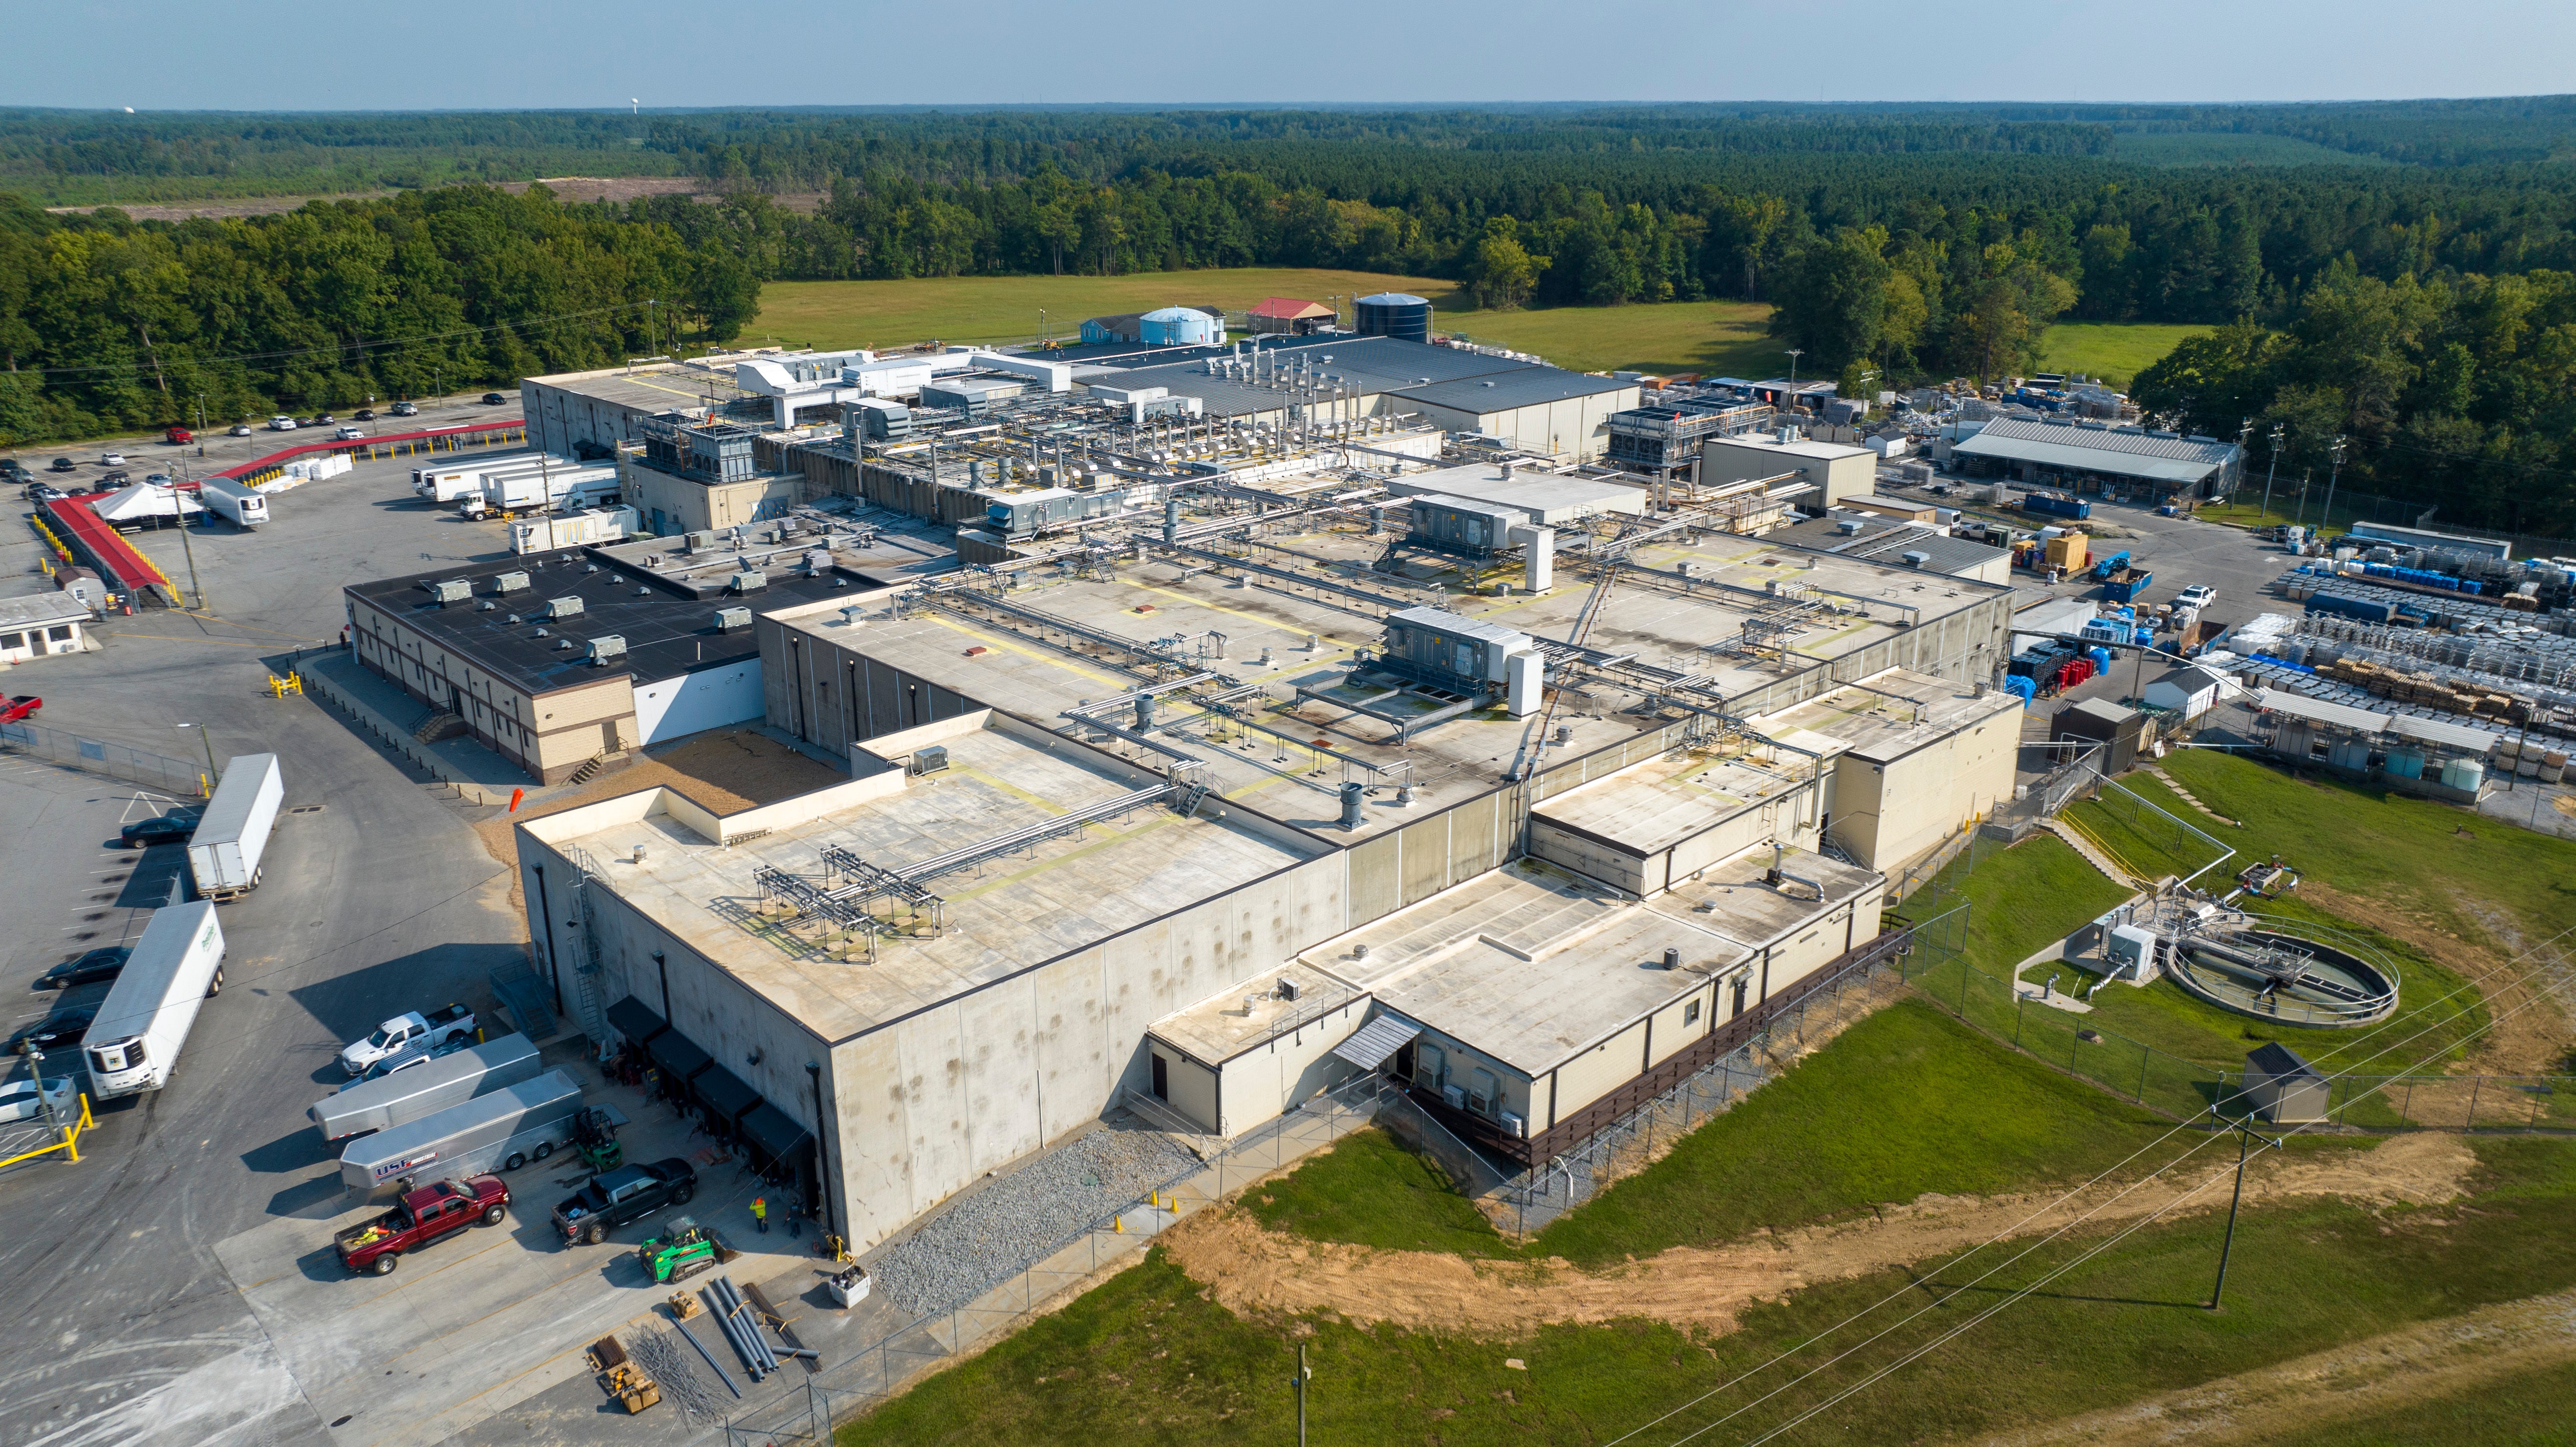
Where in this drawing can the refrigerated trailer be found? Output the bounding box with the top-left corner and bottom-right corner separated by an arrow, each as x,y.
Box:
85,901 -> 227,1099
197,476 -> 270,529
338,1069 -> 586,1192
309,1033 -> 544,1141
187,752 -> 283,901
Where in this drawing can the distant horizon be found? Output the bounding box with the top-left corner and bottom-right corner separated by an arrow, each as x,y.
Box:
7,0 -> 2572,112
8,95 -> 2576,118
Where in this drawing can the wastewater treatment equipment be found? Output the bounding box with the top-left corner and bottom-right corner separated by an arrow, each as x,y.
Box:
2106,900 -> 2399,1027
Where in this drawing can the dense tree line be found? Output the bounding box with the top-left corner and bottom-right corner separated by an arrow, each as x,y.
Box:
0,186 -> 753,446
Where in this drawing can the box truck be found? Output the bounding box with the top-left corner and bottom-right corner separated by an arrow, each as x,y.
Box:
187,752 -> 283,902
84,901 -> 226,1099
196,476 -> 270,529
413,449 -> 543,503
339,1068 -> 588,1192
458,461 -> 619,519
510,505 -> 641,554
309,1032 -> 544,1141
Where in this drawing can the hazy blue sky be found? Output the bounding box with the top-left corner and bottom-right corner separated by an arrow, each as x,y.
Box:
11,0 -> 2573,111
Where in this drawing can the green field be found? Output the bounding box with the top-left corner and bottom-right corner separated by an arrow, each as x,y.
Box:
2035,321 -> 2206,388
751,271 -> 1777,377
751,270 -> 1452,352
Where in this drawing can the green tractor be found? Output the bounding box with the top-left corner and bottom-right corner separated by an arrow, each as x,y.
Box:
638,1217 -> 734,1285
571,1106 -> 623,1173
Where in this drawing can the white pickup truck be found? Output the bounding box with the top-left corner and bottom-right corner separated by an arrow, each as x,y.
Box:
341,1003 -> 477,1077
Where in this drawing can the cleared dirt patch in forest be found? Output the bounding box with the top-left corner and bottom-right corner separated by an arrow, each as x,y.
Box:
1163,1133 -> 2476,1336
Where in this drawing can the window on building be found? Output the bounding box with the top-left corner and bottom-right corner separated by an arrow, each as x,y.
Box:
45,625 -> 74,642
1731,977 -> 1750,1017
0,633 -> 23,651
1684,999 -> 1701,1026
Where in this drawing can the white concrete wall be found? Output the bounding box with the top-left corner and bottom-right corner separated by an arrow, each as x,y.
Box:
1211,998 -> 1370,1133
635,661 -> 764,746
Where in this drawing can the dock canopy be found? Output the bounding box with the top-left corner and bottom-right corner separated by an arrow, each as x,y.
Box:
646,1029 -> 713,1084
693,1064 -> 761,1125
1331,1015 -> 1420,1071
604,996 -> 667,1047
739,1101 -> 813,1163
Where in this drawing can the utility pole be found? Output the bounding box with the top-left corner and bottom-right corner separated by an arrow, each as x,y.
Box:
1290,1341 -> 1310,1447
2294,468 -> 2312,528
179,722 -> 219,782
2320,435 -> 2348,535
2208,1107 -> 2282,1312
2258,423 -> 2285,522
165,468 -> 205,611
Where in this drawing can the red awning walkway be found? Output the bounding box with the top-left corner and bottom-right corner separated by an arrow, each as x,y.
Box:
34,495 -> 178,607
218,418 -> 528,483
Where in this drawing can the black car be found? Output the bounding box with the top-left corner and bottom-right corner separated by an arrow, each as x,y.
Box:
50,457 -> 76,472
482,392 -> 507,405
549,1157 -> 697,1245
120,811 -> 200,847
9,1004 -> 97,1056
37,946 -> 130,990
0,460 -> 27,480
29,483 -> 65,501
99,471 -> 130,488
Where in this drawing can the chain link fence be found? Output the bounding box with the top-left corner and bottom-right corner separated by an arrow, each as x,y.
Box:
0,719 -> 211,798
712,1073 -> 1395,1446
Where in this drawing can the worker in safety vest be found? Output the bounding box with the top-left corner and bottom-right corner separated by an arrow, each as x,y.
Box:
751,1195 -> 769,1234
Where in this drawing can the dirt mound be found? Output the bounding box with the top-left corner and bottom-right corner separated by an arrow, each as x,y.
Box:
1978,1286 -> 2576,1446
1161,1133 -> 2476,1337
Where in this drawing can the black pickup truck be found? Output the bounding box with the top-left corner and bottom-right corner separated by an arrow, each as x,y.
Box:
550,1158 -> 697,1246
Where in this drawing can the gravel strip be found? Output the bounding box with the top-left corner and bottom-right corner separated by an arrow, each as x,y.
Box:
871,1127 -> 1199,1317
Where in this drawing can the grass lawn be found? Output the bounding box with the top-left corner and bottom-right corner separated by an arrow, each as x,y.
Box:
2157,749 -> 2576,954
1436,298 -> 1778,377
2035,322 -> 2205,389
1903,831 -> 2138,973
750,269 -> 1453,351
750,270 -> 1778,377
1243,1128 -> 1518,1260
2267,1358 -> 2576,1447
838,1137 -> 2576,1447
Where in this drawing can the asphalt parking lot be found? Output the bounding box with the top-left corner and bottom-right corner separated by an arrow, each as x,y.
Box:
2,390 -> 525,486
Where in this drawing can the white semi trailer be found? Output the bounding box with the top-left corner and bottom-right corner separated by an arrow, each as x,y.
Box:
85,901 -> 227,1099
338,1069 -> 587,1192
309,1033 -> 545,1141
187,753 -> 283,902
196,476 -> 271,529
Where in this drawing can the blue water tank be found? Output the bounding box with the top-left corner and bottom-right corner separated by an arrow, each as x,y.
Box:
2088,646 -> 2112,674
1139,306 -> 1221,347
1355,292 -> 1433,343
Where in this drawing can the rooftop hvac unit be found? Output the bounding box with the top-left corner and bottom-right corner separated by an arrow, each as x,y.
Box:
730,570 -> 768,594
1276,977 -> 1301,1001
428,578 -> 472,604
586,635 -> 627,666
714,606 -> 752,632
492,570 -> 531,594
1902,550 -> 1932,568
545,595 -> 585,619
1835,518 -> 1865,535
685,530 -> 717,553
908,745 -> 950,776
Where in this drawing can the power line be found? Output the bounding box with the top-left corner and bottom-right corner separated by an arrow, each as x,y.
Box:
1655,919 -> 2576,1447
1604,914 -> 2576,1447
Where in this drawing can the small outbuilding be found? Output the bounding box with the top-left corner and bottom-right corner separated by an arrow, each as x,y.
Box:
2241,1042 -> 2332,1124
0,592 -> 92,663
2143,664 -> 2227,722
2052,698 -> 2147,774
1247,298 -> 1335,335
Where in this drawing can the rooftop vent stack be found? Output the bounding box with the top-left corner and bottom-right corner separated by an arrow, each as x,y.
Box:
1134,694 -> 1155,732
1164,498 -> 1181,546
1339,781 -> 1366,831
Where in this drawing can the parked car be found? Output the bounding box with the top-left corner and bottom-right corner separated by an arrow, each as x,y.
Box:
0,459 -> 28,480
37,946 -> 130,990
390,401 -> 419,417
228,424 -> 254,437
165,426 -> 194,445
353,1030 -> 476,1083
0,1077 -> 73,1123
269,416 -> 298,431
98,451 -> 127,466
335,1176 -> 511,1276
49,456 -> 77,472
334,426 -> 366,441
97,471 -> 130,489
481,392 -> 506,405
0,696 -> 40,724
9,1004 -> 98,1056
2175,584 -> 2217,611
353,408 -> 376,422
29,483 -> 64,501
120,811 -> 201,847
340,1003 -> 477,1076
309,412 -> 336,426
550,1158 -> 697,1246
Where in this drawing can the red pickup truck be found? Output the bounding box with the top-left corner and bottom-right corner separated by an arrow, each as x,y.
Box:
335,1176 -> 510,1276
0,696 -> 37,725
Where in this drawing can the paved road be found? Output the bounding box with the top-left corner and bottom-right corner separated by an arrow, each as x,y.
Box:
0,452 -> 532,1447
3,392 -> 523,482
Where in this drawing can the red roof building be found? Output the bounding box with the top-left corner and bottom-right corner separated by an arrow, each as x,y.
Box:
1247,298 -> 1336,334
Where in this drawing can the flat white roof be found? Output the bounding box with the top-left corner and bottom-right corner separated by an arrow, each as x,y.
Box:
0,592 -> 90,629
1706,434 -> 1871,462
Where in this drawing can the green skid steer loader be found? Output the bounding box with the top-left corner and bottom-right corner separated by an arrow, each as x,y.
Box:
639,1217 -> 737,1285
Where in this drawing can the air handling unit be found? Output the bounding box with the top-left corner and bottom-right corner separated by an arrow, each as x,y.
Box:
1379,606 -> 1543,717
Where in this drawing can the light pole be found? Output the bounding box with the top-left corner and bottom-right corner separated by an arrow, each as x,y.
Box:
178,722 -> 219,784
25,1045 -> 48,1125
160,470 -> 205,611
2294,468 -> 2312,528
2258,423 -> 2285,523
2320,435 -> 2348,534
1783,348 -> 1804,385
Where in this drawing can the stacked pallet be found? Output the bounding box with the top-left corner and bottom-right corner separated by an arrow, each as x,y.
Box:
2316,658 -> 2532,723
